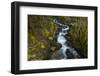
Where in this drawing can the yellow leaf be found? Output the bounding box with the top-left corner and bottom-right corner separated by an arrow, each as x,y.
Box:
31,35 -> 35,40
40,44 -> 45,49
48,37 -> 53,40
45,29 -> 50,36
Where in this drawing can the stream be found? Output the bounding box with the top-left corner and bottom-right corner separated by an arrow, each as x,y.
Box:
53,19 -> 80,59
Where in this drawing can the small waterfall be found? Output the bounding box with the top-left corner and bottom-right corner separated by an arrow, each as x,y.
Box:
53,19 -> 80,59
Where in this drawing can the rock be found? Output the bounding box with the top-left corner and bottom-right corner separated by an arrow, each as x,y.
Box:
66,48 -> 80,59
66,49 -> 75,59
51,47 -> 56,51
50,51 -> 64,60
55,43 -> 62,50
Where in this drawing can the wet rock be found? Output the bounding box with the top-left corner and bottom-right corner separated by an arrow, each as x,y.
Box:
66,49 -> 75,59
66,48 -> 80,59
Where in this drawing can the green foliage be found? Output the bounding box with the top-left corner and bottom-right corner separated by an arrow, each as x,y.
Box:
28,15 -> 58,60
68,17 -> 88,58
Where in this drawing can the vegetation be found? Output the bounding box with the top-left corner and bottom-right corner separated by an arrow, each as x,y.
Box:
28,15 -> 88,61
68,17 -> 88,58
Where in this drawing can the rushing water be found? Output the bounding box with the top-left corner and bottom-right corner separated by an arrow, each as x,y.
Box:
53,19 -> 80,59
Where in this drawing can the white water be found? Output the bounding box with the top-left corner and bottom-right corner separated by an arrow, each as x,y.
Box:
53,19 -> 79,59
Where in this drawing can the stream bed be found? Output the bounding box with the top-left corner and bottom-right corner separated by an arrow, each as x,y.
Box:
51,19 -> 80,59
